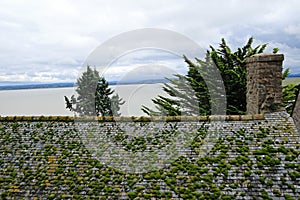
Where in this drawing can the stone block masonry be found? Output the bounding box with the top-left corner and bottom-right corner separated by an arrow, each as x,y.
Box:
246,53 -> 284,114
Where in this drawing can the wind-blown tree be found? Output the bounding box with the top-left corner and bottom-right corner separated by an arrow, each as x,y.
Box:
282,68 -> 300,115
65,65 -> 124,116
141,54 -> 218,116
209,38 -> 268,114
142,37 -> 281,115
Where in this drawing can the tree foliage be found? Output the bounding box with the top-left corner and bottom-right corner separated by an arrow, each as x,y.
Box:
142,37 -> 267,116
283,83 -> 300,115
281,68 -> 300,115
65,65 -> 124,116
142,37 -> 298,116
209,38 -> 267,114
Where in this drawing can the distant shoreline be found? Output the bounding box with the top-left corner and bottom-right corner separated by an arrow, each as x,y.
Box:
1,76 -> 299,91
0,82 -> 75,91
0,79 -> 169,91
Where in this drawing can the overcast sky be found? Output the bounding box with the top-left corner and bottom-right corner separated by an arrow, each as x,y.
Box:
1,0 -> 300,83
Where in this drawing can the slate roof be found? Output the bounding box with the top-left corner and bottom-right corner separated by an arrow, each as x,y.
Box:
0,112 -> 299,199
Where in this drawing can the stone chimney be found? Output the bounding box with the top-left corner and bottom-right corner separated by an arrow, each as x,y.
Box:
246,53 -> 284,114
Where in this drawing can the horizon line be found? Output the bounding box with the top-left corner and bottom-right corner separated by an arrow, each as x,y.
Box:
0,78 -> 170,91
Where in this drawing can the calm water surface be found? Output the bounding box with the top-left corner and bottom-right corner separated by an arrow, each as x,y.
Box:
0,83 -> 165,116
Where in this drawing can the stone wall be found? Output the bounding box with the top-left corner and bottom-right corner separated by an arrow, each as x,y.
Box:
246,53 -> 284,114
292,90 -> 300,132
0,112 -> 299,199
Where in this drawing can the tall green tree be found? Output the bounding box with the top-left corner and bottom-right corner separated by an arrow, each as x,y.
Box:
65,65 -> 124,116
209,38 -> 267,114
142,37 -> 269,115
141,53 -> 217,116
94,77 -> 125,116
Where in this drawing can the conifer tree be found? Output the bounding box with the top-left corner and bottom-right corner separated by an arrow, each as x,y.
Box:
142,37 -> 268,115
65,65 -> 124,116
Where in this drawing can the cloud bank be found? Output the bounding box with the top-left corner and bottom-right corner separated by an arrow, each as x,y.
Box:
1,0 -> 300,84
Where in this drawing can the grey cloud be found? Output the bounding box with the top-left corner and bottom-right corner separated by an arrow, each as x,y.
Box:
0,0 -> 300,83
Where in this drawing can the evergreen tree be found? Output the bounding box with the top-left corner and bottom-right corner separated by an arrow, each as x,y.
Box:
283,83 -> 300,114
209,38 -> 267,114
94,77 -> 125,116
111,94 -> 124,116
142,54 -> 214,116
282,68 -> 300,115
65,65 -> 124,116
142,37 -> 268,115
